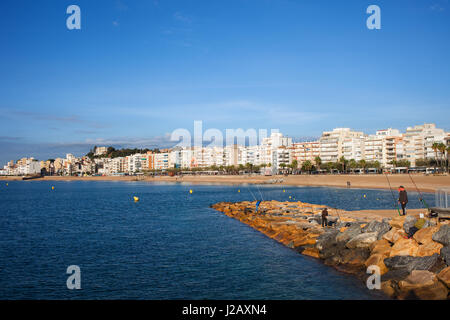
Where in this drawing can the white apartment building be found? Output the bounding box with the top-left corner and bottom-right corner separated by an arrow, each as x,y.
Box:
155,152 -> 169,170
403,124 -> 446,166
319,128 -> 364,162
169,148 -> 182,168
224,145 -> 239,167
104,157 -> 125,174
259,132 -> 292,166
128,154 -> 143,173
20,159 -> 41,175
292,141 -> 320,166
94,146 -> 108,156
240,145 -> 260,166
181,148 -> 194,169
342,136 -> 365,162
272,146 -> 292,172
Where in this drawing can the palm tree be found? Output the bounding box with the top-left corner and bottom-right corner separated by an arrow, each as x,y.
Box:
373,161 -> 381,173
447,146 -> 450,173
339,156 -> 347,173
348,159 -> 357,173
432,142 -> 440,173
301,160 -> 313,173
438,143 -> 446,172
358,159 -> 367,173
314,156 -> 322,170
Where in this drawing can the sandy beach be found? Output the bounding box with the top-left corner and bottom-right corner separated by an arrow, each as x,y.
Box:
2,174 -> 449,193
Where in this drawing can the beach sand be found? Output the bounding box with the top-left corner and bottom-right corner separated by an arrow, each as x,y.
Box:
2,174 -> 449,193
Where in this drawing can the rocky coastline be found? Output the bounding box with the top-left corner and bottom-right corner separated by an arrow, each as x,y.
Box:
211,200 -> 450,300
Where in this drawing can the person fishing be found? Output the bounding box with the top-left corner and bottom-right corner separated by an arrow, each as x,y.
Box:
255,200 -> 262,214
321,208 -> 329,227
398,186 -> 408,216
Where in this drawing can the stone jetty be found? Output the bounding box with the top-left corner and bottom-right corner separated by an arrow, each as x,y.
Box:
211,200 -> 450,300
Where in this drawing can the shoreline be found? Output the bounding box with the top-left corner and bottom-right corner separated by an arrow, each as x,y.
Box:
211,200 -> 450,300
1,174 -> 449,193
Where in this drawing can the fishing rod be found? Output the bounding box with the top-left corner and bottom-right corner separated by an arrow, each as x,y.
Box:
255,183 -> 264,201
408,172 -> 429,210
384,172 -> 402,216
246,183 -> 257,201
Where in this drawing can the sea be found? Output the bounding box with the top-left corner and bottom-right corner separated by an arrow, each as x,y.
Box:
0,181 -> 433,299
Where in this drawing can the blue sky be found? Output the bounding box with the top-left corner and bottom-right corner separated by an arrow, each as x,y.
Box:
0,0 -> 449,163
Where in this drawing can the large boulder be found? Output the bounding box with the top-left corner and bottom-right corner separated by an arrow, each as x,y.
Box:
403,216 -> 418,236
389,238 -> 419,257
315,229 -> 339,251
416,241 -> 444,257
441,246 -> 450,266
307,216 -> 321,224
389,216 -> 406,229
301,247 -> 320,258
346,232 -> 378,249
398,270 -> 448,300
437,266 -> 450,288
335,224 -> 361,243
413,226 -> 440,245
339,248 -> 370,269
381,280 -> 397,298
432,225 -> 450,246
383,227 -> 408,244
361,220 -> 391,239
384,254 -> 440,273
365,253 -> 389,275
370,239 -> 392,257
381,269 -> 411,282
292,233 -> 318,247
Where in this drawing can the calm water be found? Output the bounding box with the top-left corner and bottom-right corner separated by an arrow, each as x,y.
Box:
0,181 -> 433,300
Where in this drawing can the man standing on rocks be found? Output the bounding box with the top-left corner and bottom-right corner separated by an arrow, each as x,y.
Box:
398,186 -> 408,216
321,208 -> 329,227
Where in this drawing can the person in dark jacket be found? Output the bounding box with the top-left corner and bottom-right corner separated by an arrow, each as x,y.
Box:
398,186 -> 408,216
321,208 -> 329,227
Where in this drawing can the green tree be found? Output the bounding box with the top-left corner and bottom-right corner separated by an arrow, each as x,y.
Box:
339,156 -> 348,173
432,142 -> 440,173
348,159 -> 357,173
358,159 -> 367,173
447,146 -> 450,173
438,142 -> 446,171
314,156 -> 322,169
301,160 -> 313,173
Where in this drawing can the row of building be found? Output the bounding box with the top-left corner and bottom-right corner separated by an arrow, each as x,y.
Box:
1,123 -> 449,176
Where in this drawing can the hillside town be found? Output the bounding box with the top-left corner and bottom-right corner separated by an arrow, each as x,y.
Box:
1,123 -> 449,177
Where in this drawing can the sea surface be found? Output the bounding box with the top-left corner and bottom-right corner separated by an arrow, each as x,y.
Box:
0,181 -> 434,299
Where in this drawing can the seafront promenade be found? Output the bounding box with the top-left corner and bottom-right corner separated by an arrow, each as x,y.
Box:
1,174 -> 449,193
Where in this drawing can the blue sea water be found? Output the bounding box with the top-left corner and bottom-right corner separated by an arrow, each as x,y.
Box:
0,181 -> 433,300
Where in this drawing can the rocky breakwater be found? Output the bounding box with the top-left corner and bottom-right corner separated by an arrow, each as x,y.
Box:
211,200 -> 450,300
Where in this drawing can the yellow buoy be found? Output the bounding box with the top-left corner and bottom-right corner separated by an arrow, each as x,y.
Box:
133,196 -> 139,202
6,183 -> 8,186
189,189 -> 193,194
289,196 -> 292,199
363,194 -> 366,198
238,189 -> 240,193
51,186 -> 54,190
283,189 -> 285,192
